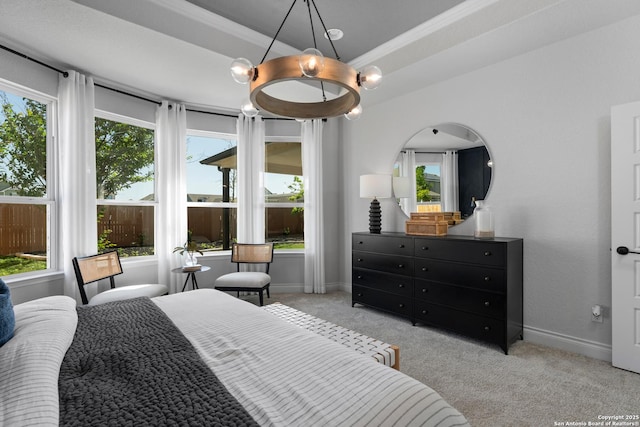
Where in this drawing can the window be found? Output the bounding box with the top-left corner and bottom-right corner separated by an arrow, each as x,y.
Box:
416,163 -> 442,212
95,113 -> 156,257
185,131 -> 237,251
264,139 -> 304,249
0,86 -> 54,277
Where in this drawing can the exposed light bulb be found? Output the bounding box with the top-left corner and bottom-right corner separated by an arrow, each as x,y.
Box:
344,104 -> 362,120
241,100 -> 259,117
359,65 -> 382,90
299,48 -> 325,78
230,58 -> 254,84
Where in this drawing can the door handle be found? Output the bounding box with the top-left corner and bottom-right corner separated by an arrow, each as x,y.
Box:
616,246 -> 640,255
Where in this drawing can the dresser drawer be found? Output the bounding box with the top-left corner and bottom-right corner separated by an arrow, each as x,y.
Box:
352,252 -> 413,276
353,234 -> 413,256
414,259 -> 505,292
352,269 -> 413,297
414,301 -> 504,344
414,238 -> 506,267
352,285 -> 412,318
414,279 -> 504,318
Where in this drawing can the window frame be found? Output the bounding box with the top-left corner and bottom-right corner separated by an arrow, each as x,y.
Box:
264,135 -> 304,250
0,80 -> 58,277
94,109 -> 157,259
185,128 -> 238,255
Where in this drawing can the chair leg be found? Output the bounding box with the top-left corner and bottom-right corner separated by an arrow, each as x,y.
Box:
258,290 -> 264,306
266,285 -> 270,299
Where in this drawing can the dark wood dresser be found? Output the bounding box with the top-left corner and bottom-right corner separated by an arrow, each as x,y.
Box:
352,232 -> 523,354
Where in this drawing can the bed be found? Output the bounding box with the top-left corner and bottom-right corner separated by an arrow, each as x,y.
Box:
0,288 -> 470,426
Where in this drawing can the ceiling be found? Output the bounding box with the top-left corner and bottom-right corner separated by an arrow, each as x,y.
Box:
1,0 -> 639,116
183,0 -> 467,63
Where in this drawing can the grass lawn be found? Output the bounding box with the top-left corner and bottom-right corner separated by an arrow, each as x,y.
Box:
1,242 -> 304,276
0,256 -> 47,276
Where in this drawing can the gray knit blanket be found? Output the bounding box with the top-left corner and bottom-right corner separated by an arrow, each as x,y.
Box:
58,297 -> 258,427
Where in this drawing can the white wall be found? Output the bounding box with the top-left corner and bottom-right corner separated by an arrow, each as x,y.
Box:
339,13 -> 640,360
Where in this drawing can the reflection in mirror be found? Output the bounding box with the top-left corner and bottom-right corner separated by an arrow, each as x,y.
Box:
393,123 -> 492,225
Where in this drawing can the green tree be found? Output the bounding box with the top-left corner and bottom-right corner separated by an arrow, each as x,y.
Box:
95,117 -> 154,198
416,165 -> 432,202
0,95 -> 47,196
0,95 -> 155,199
288,176 -> 304,214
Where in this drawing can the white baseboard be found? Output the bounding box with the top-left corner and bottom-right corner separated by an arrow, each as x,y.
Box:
524,325 -> 612,362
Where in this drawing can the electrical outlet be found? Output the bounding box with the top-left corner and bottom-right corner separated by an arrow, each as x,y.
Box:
591,304 -> 603,323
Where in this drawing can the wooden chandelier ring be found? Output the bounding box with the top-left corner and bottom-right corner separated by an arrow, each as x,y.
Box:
250,55 -> 361,119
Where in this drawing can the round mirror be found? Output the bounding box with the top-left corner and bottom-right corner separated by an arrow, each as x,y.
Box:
392,123 -> 492,225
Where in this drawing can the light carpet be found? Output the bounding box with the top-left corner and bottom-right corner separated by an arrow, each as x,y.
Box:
239,290 -> 640,427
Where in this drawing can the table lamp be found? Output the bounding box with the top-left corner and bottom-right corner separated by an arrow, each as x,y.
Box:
360,174 -> 392,234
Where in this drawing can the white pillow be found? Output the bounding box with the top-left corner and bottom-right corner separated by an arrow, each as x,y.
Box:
0,296 -> 77,427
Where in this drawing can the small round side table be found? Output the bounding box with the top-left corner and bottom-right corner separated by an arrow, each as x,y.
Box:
171,265 -> 211,292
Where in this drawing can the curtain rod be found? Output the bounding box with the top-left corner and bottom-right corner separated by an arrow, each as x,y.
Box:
401,150 -> 456,154
0,43 -> 294,121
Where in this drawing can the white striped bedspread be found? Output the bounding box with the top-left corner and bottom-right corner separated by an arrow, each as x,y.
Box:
154,289 -> 469,427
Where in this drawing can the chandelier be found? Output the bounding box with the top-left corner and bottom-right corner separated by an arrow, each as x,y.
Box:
230,0 -> 382,120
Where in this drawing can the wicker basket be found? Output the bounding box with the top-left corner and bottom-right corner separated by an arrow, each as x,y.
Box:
405,220 -> 449,236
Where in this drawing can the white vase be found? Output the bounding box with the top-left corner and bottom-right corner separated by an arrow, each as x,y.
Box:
474,200 -> 495,239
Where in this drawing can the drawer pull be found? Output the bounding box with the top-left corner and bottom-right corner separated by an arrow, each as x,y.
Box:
399,303 -> 405,308
484,301 -> 491,307
398,284 -> 405,288
421,267 -> 428,272
421,246 -> 429,251
357,275 -> 362,280
399,244 -> 405,248
358,241 -> 363,245
484,276 -> 491,282
357,258 -> 363,262
484,326 -> 491,331
484,251 -> 492,256
422,310 -> 428,315
421,288 -> 428,293
398,264 -> 404,268
357,293 -> 363,297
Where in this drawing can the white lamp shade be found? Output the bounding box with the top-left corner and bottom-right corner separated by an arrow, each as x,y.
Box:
360,174 -> 392,199
392,176 -> 411,198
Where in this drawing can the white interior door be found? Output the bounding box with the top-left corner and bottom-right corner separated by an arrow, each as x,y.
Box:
611,101 -> 640,374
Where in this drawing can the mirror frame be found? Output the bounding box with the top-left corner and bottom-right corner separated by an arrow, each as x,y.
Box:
393,123 -> 492,226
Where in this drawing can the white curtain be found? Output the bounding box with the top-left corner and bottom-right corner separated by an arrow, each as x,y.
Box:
400,150 -> 417,214
301,120 -> 325,294
441,150 -> 459,212
236,114 -> 265,243
156,102 -> 187,294
58,71 -> 97,299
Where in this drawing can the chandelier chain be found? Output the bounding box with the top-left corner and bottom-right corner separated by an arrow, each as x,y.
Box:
260,0 -> 299,64
305,0 -> 327,101
309,0 -> 340,60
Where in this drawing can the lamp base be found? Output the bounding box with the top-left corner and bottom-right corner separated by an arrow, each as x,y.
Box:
369,198 -> 382,234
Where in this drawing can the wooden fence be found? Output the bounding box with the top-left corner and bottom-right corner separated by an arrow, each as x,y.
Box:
1,204 -> 304,255
0,204 -> 47,255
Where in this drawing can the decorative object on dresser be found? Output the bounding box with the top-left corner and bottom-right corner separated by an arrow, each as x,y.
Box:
360,174 -> 392,234
473,199 -> 495,239
393,123 -> 492,223
352,232 -> 523,354
405,212 -> 462,236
